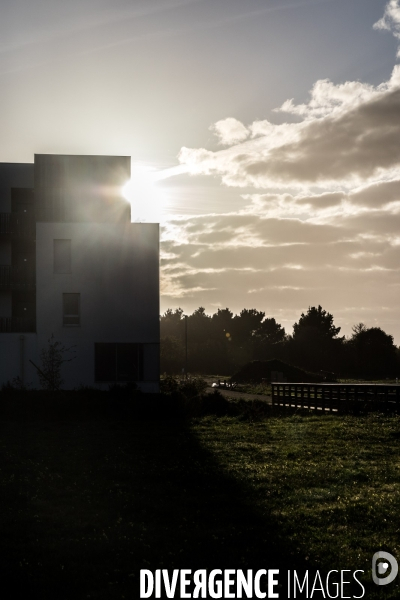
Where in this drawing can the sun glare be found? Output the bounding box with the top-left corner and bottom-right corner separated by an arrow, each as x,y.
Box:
122,165 -> 167,222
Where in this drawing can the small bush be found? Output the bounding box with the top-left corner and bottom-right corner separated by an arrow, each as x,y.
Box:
179,377 -> 208,398
160,375 -> 180,394
160,376 -> 208,399
39,334 -> 76,390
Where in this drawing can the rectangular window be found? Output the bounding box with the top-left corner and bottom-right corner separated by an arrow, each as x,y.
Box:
63,293 -> 80,326
95,343 -> 143,382
94,343 -> 115,382
54,239 -> 71,273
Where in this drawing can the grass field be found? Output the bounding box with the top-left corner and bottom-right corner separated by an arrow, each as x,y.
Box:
0,404 -> 399,599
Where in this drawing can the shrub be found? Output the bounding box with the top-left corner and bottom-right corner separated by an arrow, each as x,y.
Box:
160,376 -> 208,398
179,377 -> 208,398
39,334 -> 76,390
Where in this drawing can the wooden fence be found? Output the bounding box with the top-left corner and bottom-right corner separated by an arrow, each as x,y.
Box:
271,383 -> 400,413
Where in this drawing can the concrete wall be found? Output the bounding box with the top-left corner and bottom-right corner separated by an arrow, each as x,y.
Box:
35,221 -> 159,390
34,154 -> 130,223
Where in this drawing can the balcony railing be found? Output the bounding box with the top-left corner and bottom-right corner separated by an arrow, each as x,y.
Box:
0,265 -> 35,289
0,317 -> 36,333
0,213 -> 35,239
0,213 -> 11,235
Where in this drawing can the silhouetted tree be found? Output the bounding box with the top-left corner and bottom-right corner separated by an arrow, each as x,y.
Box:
349,326 -> 398,379
160,308 -> 184,340
352,322 -> 367,336
187,307 -> 212,344
293,305 -> 341,340
160,305 -> 399,379
183,308 -> 217,373
257,317 -> 286,344
252,317 -> 287,361
231,309 -> 265,345
289,305 -> 344,373
211,308 -> 234,340
160,336 -> 185,374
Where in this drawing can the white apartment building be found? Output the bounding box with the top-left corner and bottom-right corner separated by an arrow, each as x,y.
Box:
0,154 -> 159,391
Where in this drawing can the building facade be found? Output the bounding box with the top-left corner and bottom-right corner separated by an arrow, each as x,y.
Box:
0,154 -> 159,391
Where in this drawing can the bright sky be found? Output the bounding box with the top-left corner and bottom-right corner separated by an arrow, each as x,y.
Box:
2,0 -> 400,342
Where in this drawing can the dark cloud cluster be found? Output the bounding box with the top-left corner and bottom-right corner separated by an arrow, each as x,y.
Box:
250,88 -> 400,184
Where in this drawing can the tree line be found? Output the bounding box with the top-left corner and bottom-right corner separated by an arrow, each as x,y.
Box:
160,305 -> 400,379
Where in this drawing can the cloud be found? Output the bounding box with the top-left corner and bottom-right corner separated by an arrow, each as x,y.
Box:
349,179 -> 400,207
178,66 -> 400,190
374,0 -> 400,57
160,173 -> 400,339
210,118 -> 250,146
239,178 -> 400,223
163,3 -> 400,342
161,199 -> 399,279
274,79 -> 378,119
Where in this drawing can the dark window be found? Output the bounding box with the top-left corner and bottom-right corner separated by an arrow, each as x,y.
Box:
94,344 -> 116,382
63,293 -> 80,326
95,343 -> 143,382
54,239 -> 71,273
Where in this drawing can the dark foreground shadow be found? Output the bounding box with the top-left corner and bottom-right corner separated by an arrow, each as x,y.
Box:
0,397 -> 380,599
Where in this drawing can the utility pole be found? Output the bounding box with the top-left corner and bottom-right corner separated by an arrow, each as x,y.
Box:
185,314 -> 188,379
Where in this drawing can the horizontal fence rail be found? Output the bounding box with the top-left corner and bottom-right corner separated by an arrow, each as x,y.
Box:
271,383 -> 400,413
0,317 -> 36,333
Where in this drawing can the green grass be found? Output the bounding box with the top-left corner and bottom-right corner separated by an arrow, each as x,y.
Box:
193,414 -> 400,595
0,410 -> 399,598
